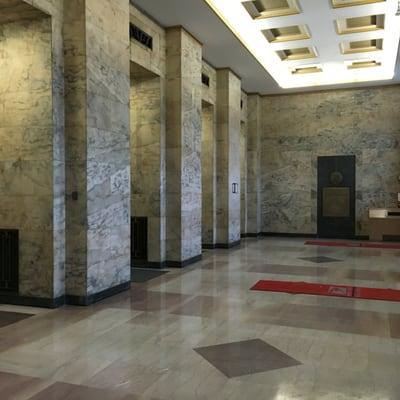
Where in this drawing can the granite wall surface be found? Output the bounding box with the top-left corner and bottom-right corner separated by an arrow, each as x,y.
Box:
166,27 -> 202,263
261,86 -> 400,235
64,0 -> 131,297
216,69 -> 241,246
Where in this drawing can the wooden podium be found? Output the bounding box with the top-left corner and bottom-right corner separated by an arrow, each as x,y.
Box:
369,208 -> 400,241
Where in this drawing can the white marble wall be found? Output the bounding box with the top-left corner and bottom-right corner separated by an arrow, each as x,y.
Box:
216,69 -> 242,246
64,0 -> 131,297
247,94 -> 262,235
261,86 -> 400,235
166,27 -> 202,263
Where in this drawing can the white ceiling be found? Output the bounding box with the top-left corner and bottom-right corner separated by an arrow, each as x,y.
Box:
131,0 -> 400,94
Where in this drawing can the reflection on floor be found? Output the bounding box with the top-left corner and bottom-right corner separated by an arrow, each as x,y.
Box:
131,268 -> 169,283
0,237 -> 400,399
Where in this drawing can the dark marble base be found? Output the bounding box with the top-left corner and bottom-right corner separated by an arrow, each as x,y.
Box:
167,254 -> 202,268
261,232 -> 317,238
132,260 -> 167,269
0,292 -> 65,309
65,281 -> 131,306
215,240 -> 241,249
202,243 -> 216,249
241,233 -> 262,238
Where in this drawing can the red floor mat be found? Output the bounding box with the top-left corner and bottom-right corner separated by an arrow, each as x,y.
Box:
251,279 -> 400,302
305,240 -> 400,250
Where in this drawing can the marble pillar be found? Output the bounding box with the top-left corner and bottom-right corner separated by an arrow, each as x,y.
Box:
216,69 -> 241,247
247,94 -> 262,235
166,27 -> 202,266
240,92 -> 248,236
64,0 -> 131,303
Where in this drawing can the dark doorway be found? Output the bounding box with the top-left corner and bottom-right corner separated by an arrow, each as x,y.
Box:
131,217 -> 148,263
317,156 -> 356,239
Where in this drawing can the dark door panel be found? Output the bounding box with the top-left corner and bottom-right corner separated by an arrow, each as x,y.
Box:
317,156 -> 356,239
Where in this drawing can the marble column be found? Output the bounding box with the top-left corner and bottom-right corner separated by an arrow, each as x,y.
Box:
165,27 -> 202,266
240,92 -> 248,236
64,0 -> 131,304
247,94 -> 262,235
216,69 -> 242,247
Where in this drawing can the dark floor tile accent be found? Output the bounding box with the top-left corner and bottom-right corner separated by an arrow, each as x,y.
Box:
194,339 -> 301,378
389,314 -> 400,339
300,256 -> 341,264
0,371 -> 45,399
29,382 -> 133,400
0,310 -> 33,328
247,304 -> 390,338
131,268 -> 168,283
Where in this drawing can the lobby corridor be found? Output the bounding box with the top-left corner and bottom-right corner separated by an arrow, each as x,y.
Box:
0,237 -> 399,399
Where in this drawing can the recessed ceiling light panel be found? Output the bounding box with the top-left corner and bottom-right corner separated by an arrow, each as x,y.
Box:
332,0 -> 385,8
277,46 -> 317,61
263,25 -> 311,42
341,39 -> 383,54
242,0 -> 300,19
336,14 -> 385,34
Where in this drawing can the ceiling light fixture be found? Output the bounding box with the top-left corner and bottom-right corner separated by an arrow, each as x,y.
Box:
204,0 -> 400,88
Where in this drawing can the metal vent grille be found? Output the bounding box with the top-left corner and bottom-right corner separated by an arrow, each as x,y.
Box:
130,24 -> 153,50
202,73 -> 210,87
0,230 -> 19,292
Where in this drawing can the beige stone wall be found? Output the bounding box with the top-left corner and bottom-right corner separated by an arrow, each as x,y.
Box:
261,86 -> 400,235
0,16 -> 55,298
240,91 -> 248,235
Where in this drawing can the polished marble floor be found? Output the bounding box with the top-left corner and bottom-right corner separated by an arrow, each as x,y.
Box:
0,237 -> 400,399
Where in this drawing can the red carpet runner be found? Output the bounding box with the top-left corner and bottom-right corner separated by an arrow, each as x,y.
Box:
305,240 -> 400,250
251,280 -> 400,302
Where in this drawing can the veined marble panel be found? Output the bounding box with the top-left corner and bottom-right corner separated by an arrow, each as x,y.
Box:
261,86 -> 400,235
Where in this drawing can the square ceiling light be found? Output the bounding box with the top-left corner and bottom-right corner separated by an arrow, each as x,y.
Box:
347,60 -> 382,69
341,39 -> 383,54
242,0 -> 300,19
263,25 -> 311,42
331,0 -> 385,8
277,47 -> 317,61
292,65 -> 323,74
336,14 -> 385,34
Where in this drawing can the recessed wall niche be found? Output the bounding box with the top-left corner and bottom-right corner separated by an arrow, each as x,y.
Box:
0,10 -> 55,297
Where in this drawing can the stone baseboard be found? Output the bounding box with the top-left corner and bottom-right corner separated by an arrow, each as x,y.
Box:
166,254 -> 202,268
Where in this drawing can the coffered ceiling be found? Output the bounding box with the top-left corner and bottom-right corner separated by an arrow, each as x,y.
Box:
131,0 -> 400,94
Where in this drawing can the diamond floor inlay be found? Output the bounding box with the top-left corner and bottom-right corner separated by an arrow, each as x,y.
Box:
194,339 -> 301,378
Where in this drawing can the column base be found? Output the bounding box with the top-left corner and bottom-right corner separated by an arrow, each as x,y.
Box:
202,243 -> 216,249
65,281 -> 131,306
241,233 -> 262,238
215,240 -> 241,249
167,254 -> 202,268
132,260 -> 168,269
